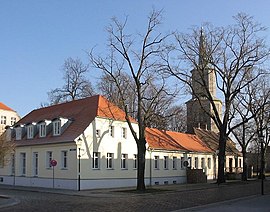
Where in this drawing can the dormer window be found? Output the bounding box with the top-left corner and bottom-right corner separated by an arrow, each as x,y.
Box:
15,125 -> 24,140
27,125 -> 34,139
39,122 -> 46,137
53,120 -> 61,136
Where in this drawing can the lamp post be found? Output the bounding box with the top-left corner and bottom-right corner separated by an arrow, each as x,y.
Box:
259,133 -> 264,195
76,137 -> 82,191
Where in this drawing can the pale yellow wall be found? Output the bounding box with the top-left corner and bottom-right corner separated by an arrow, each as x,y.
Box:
11,143 -> 77,179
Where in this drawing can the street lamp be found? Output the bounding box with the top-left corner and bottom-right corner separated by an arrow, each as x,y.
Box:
259,133 -> 264,195
76,137 -> 83,191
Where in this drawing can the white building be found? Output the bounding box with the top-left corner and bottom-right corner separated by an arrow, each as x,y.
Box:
0,102 -> 20,135
0,95 -> 240,190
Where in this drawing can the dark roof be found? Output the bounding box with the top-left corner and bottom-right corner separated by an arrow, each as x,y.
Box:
14,95 -> 134,146
194,128 -> 241,156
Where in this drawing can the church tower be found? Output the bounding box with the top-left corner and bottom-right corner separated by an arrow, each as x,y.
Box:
186,29 -> 222,134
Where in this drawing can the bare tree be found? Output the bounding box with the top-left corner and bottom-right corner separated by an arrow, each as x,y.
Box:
165,105 -> 187,132
231,93 -> 256,181
89,9 -> 175,190
48,57 -> 95,104
0,132 -> 14,167
165,13 -> 270,183
249,76 -> 270,178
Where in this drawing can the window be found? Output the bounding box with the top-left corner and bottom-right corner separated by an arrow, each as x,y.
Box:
39,123 -> 46,137
188,157 -> 192,168
53,120 -> 61,136
11,154 -> 15,175
164,156 -> 168,169
208,158 -> 211,169
122,127 -> 127,139
96,129 -> 100,137
92,152 -> 100,169
27,125 -> 34,139
235,157 -> 238,167
239,159 -> 242,168
106,153 -> 113,169
173,157 -> 177,170
133,154 -> 137,169
0,116 -> 6,124
20,153 -> 26,175
201,158 -> 205,169
180,157 -> 185,169
109,126 -> 114,137
154,156 -> 159,169
61,151 -> 68,169
46,151 -> 53,168
195,157 -> 198,169
15,127 -> 22,140
11,117 -> 16,125
33,152 -> 38,176
121,154 -> 128,169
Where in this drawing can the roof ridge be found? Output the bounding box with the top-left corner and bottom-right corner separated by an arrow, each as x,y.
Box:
0,102 -> 15,111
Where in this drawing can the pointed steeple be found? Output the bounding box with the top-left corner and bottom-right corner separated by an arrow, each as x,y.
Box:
199,27 -> 207,67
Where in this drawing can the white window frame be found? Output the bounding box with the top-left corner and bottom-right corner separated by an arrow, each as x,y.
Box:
164,156 -> 169,170
109,126 -> 114,137
46,151 -> 53,168
15,127 -> 22,140
61,151 -> 68,169
106,153 -> 113,169
20,153 -> 26,176
53,120 -> 61,136
154,156 -> 159,169
92,152 -> 100,169
33,152 -> 38,176
11,153 -> 15,175
173,156 -> 177,170
27,125 -> 34,139
96,129 -> 101,137
11,117 -> 16,125
201,158 -> 205,169
122,127 -> 127,139
207,158 -> 211,169
0,116 -> 6,125
121,154 -> 128,169
39,122 -> 46,138
180,157 -> 185,169
195,157 -> 198,169
133,154 -> 137,169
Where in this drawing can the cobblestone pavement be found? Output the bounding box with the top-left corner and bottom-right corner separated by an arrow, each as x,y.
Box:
0,179 -> 269,212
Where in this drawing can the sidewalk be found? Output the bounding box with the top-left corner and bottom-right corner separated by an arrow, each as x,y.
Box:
179,194 -> 270,211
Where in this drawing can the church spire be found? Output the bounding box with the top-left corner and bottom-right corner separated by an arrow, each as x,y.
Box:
199,27 -> 207,67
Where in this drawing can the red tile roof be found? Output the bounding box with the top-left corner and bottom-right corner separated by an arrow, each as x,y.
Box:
0,102 -> 14,111
14,95 -> 135,146
146,128 -> 213,153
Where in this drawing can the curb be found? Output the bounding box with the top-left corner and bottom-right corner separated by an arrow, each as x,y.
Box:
0,195 -> 20,209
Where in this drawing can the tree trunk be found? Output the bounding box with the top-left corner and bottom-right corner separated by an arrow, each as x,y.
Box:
241,150 -> 248,181
137,139 -> 146,191
217,132 -> 227,184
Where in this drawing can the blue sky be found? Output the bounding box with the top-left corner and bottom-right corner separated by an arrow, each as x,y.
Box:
1,0 -> 270,117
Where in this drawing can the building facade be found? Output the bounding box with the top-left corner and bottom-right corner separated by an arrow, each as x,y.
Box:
0,95 -> 222,190
0,102 -> 20,135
